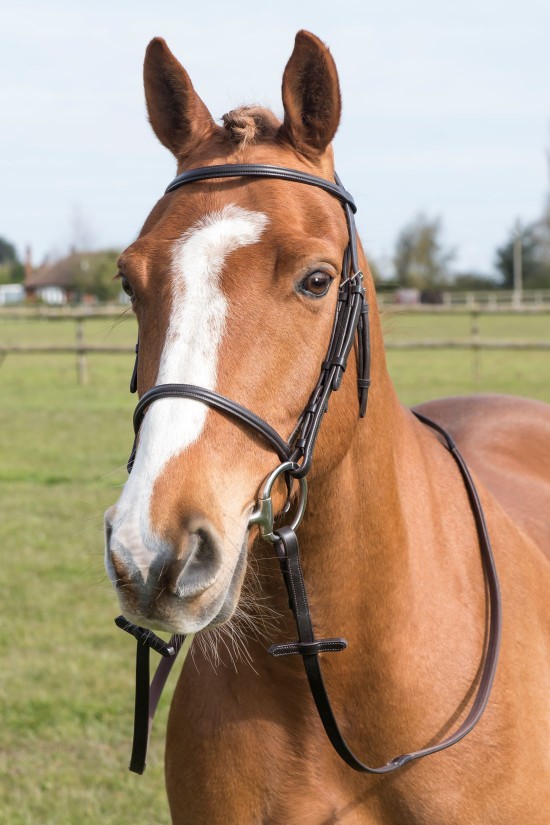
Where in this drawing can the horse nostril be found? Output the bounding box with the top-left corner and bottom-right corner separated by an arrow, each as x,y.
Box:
110,551 -> 129,586
104,511 -> 121,582
105,511 -> 141,588
171,527 -> 222,598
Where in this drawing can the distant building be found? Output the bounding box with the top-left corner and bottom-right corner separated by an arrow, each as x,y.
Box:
0,283 -> 25,305
395,288 -> 420,305
24,249 -> 125,305
24,250 -> 89,304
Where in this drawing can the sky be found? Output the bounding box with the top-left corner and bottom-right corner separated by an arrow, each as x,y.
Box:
1,0 -> 549,276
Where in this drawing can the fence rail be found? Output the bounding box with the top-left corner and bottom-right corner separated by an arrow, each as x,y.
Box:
0,307 -> 127,320
0,344 -> 132,353
378,288 -> 550,309
386,340 -> 550,350
3,304 -> 550,319
1,306 -> 549,385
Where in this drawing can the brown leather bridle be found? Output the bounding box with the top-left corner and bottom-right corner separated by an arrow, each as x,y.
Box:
115,164 -> 501,776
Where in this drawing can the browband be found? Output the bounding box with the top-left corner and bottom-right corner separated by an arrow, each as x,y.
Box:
165,163 -> 357,212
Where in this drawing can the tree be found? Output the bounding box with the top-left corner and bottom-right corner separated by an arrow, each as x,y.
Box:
72,250 -> 121,301
495,220 -> 550,289
494,133 -> 550,289
0,236 -> 24,284
0,237 -> 17,265
451,272 -> 499,291
393,214 -> 454,289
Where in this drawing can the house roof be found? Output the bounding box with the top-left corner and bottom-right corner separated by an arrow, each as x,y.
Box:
25,251 -> 97,289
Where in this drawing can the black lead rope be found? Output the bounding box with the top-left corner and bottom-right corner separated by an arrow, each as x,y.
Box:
129,636 -> 150,774
114,617 -> 183,774
116,162 -> 500,776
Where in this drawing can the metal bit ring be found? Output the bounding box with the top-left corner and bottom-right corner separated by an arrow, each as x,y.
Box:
248,461 -> 308,543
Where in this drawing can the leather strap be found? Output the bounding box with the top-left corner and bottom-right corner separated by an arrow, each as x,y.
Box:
129,640 -> 150,774
268,413 -> 501,773
130,340 -> 139,394
129,384 -> 292,472
115,617 -> 186,774
118,162 -> 371,773
165,163 -> 357,212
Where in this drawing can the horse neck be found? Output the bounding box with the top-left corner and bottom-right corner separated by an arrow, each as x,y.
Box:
252,286 -> 486,757
296,260 -> 475,610
299,300 -> 421,638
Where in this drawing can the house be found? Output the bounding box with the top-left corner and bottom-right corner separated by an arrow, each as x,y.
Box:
25,251 -> 91,304
24,249 -> 124,304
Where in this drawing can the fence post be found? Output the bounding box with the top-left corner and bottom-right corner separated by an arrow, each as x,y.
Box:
470,309 -> 480,386
75,318 -> 88,385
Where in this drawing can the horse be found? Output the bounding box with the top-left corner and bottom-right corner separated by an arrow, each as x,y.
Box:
104,30 -> 550,824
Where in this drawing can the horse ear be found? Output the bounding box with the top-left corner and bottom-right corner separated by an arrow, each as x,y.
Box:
143,38 -> 216,160
280,30 -> 342,156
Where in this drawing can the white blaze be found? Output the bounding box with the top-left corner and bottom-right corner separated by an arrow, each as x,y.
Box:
111,205 -> 268,563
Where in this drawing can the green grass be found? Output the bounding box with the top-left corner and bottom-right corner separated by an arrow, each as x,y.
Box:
381,309 -> 550,343
0,313 -> 173,824
382,310 -> 550,405
0,311 -> 549,824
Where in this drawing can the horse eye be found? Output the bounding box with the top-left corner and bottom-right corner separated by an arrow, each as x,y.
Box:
120,275 -> 135,300
299,271 -> 333,298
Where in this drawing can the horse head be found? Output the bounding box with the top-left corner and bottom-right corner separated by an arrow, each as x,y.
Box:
104,31 -> 374,635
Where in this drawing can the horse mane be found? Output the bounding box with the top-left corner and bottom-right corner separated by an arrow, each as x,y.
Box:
221,106 -> 281,147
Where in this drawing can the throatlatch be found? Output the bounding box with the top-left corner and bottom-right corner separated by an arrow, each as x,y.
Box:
115,163 -> 500,776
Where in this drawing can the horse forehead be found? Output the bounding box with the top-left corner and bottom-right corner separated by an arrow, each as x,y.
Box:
171,203 -> 269,269
160,204 -> 267,317
165,202 -> 269,330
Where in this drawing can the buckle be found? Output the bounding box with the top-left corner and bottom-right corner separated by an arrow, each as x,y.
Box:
339,269 -> 363,289
248,461 -> 308,543
268,638 -> 348,657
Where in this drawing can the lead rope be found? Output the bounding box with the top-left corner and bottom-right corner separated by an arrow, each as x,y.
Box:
114,617 -> 193,774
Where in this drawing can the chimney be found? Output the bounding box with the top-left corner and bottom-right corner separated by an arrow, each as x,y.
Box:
24,245 -> 33,280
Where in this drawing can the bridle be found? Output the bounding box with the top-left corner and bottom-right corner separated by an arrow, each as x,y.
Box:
115,163 -> 501,776
127,164 -> 370,477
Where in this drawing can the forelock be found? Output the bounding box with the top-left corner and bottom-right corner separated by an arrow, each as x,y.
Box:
221,106 -> 281,147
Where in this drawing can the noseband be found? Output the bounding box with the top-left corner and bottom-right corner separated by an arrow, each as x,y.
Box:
115,164 -> 501,776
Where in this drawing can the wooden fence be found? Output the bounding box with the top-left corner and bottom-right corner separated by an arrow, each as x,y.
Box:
0,309 -> 134,383
378,288 -> 550,309
1,306 -> 549,385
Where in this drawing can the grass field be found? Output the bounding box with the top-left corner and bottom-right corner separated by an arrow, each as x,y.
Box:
1,310 -> 549,824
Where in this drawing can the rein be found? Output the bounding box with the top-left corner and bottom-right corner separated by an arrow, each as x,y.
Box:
115,164 -> 501,775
